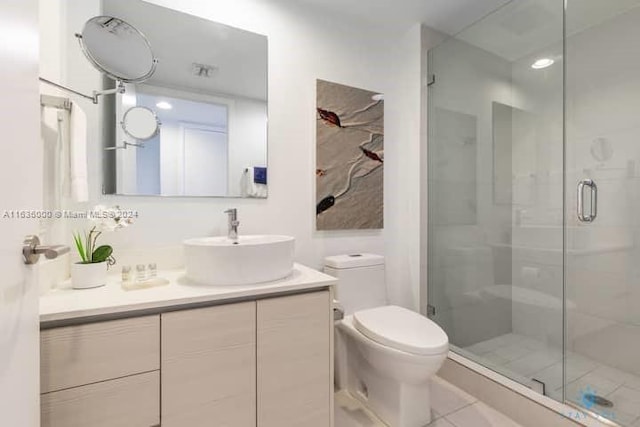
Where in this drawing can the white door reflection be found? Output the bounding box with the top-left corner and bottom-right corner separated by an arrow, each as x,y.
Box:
118,88 -> 232,196
182,126 -> 228,196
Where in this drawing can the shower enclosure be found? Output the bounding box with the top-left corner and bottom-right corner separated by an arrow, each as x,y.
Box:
427,1 -> 640,425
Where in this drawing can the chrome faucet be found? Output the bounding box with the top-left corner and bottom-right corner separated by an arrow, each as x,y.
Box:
224,208 -> 240,243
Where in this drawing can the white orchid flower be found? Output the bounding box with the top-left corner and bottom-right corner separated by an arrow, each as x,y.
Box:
90,205 -> 134,232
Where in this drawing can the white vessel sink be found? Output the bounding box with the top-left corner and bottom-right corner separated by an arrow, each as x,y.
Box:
183,235 -> 295,285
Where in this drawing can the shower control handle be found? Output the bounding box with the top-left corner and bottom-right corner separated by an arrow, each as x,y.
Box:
577,179 -> 597,223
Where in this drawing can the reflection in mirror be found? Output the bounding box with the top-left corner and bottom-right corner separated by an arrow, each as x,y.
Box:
101,0 -> 268,198
121,106 -> 160,141
78,16 -> 157,83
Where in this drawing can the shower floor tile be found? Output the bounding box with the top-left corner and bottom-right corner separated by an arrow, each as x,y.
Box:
463,332 -> 640,426
502,349 -> 561,376
491,343 -> 533,363
564,373 -> 620,400
465,333 -> 525,355
591,366 -> 640,390
607,387 -> 640,419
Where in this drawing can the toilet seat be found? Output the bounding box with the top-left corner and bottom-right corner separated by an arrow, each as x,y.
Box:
353,305 -> 448,356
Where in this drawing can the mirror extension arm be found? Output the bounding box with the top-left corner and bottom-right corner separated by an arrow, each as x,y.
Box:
104,141 -> 145,151
39,77 -> 125,105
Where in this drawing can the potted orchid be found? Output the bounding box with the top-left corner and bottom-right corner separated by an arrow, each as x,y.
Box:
71,205 -> 133,289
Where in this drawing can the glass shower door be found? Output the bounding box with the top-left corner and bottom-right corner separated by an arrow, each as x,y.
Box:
564,2 -> 640,425
427,0 -> 565,398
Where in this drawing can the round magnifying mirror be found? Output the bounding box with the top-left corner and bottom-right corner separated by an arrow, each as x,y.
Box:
590,137 -> 613,162
122,107 -> 160,140
78,16 -> 157,83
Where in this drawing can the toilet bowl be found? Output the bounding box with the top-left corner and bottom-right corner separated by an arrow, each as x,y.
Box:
325,254 -> 449,427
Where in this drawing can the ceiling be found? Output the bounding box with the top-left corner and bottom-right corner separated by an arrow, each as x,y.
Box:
291,0 -> 640,63
456,0 -> 640,62
456,0 -> 562,62
291,0 -> 512,35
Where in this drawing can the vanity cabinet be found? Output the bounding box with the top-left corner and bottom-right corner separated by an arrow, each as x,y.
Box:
161,290 -> 332,427
161,301 -> 256,427
40,289 -> 332,427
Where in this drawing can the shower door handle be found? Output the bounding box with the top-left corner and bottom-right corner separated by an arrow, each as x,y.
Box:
577,179 -> 597,222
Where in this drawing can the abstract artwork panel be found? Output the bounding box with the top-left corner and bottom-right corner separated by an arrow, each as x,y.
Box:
316,80 -> 384,230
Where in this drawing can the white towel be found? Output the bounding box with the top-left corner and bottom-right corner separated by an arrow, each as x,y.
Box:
243,167 -> 267,198
40,107 -> 64,240
69,105 -> 89,202
57,110 -> 70,201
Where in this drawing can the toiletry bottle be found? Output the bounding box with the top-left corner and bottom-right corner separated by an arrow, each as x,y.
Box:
121,265 -> 131,284
148,263 -> 157,278
136,264 -> 146,282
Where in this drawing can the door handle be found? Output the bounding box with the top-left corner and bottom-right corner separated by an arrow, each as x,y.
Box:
22,235 -> 69,265
577,179 -> 597,223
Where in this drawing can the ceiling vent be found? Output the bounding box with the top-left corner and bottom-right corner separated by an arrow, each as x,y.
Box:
191,63 -> 218,78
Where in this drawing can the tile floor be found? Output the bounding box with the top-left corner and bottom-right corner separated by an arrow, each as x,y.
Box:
464,332 -> 640,426
335,376 -> 523,427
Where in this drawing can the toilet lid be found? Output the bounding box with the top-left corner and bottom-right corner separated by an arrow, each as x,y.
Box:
353,306 -> 449,356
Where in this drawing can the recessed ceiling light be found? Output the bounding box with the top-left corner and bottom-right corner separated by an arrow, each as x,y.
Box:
372,94 -> 384,101
156,101 -> 172,110
531,58 -> 554,69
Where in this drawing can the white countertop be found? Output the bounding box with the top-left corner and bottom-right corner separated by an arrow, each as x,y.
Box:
40,263 -> 336,325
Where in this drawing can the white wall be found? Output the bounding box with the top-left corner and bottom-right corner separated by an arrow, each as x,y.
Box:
40,0 -> 424,309
384,23 -> 423,310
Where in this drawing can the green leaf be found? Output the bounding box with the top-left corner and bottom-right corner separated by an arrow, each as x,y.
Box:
73,232 -> 88,263
91,245 -> 113,263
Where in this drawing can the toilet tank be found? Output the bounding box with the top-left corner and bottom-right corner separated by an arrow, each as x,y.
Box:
324,254 -> 386,315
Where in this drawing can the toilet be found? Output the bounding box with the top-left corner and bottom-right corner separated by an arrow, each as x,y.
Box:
325,254 -> 449,427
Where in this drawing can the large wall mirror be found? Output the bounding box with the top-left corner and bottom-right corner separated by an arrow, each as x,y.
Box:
105,0 -> 268,197
47,0 -> 268,198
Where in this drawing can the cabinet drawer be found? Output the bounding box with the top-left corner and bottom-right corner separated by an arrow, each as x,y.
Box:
41,371 -> 160,427
41,315 -> 160,393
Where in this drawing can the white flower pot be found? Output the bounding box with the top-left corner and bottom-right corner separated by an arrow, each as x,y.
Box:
71,261 -> 108,289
